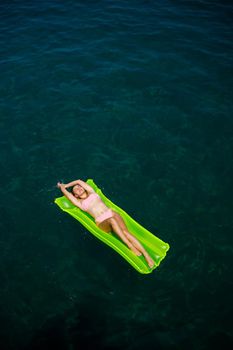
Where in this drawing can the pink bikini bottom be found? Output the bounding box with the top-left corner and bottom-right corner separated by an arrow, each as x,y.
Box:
95,209 -> 114,225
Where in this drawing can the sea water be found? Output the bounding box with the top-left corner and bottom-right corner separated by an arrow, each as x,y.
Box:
0,1 -> 232,349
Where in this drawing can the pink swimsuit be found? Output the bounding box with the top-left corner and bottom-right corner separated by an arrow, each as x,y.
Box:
80,193 -> 114,225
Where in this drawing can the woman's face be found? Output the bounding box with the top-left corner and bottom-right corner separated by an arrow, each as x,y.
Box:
73,184 -> 85,198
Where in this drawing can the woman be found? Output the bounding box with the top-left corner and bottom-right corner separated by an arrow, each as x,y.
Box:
57,179 -> 155,268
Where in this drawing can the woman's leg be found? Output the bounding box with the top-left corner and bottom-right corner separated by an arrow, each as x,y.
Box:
125,232 -> 155,268
112,213 -> 155,268
109,218 -> 142,256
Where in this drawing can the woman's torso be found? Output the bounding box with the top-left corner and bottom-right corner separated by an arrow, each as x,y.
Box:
79,192 -> 109,218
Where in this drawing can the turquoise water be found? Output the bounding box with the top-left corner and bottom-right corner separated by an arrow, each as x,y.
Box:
1,1 -> 233,349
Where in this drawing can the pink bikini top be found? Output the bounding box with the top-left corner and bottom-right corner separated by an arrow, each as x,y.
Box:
80,192 -> 100,211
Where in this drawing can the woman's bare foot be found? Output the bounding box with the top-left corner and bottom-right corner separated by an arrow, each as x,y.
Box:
144,255 -> 155,268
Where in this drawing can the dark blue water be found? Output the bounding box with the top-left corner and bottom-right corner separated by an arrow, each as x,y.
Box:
1,1 -> 233,349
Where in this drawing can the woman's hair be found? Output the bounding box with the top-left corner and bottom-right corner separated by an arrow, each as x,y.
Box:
71,186 -> 76,195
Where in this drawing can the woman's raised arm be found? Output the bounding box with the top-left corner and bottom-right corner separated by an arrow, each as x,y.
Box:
57,183 -> 82,208
64,179 -> 95,193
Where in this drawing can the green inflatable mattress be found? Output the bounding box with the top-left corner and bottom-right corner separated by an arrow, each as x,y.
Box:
54,179 -> 170,274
